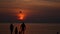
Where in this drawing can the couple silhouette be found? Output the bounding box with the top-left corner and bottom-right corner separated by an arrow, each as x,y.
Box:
10,23 -> 26,34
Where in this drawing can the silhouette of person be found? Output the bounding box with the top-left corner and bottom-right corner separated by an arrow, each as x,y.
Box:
20,22 -> 26,34
57,32 -> 59,34
10,24 -> 14,34
15,27 -> 18,34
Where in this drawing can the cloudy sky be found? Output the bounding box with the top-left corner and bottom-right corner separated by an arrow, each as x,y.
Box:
0,0 -> 60,23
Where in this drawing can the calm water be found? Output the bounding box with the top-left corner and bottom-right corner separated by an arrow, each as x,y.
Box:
0,23 -> 60,34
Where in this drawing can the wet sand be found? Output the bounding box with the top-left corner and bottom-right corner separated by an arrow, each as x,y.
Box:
0,23 -> 60,34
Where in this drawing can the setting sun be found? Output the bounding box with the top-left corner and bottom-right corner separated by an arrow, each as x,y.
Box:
19,14 -> 24,20
18,12 -> 25,21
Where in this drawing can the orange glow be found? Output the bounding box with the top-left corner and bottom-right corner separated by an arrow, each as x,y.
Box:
18,13 -> 25,20
20,14 -> 24,20
17,9 -> 29,21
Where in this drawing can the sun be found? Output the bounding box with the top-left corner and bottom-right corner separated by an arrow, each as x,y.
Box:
17,9 -> 29,21
19,14 -> 24,20
17,12 -> 25,21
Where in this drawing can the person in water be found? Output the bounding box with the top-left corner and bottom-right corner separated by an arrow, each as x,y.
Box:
10,24 -> 14,34
15,27 -> 18,34
20,22 -> 26,34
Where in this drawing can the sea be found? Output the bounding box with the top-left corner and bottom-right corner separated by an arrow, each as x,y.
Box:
0,23 -> 60,34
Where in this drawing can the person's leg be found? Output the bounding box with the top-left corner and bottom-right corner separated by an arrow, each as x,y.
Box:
11,31 -> 12,34
20,31 -> 22,34
23,30 -> 25,34
19,31 -> 20,34
23,31 -> 24,34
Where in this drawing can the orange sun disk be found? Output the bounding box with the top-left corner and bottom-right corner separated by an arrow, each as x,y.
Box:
18,13 -> 25,20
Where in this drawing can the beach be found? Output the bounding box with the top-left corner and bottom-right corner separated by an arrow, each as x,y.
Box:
0,23 -> 60,34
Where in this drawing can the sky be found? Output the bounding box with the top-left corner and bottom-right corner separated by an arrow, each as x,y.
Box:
0,0 -> 60,23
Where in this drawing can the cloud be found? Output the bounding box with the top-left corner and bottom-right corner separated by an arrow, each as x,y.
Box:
0,0 -> 16,2
0,0 -> 60,9
16,0 -> 60,8
44,0 -> 60,2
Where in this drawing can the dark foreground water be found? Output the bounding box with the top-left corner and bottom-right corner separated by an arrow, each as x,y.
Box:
0,23 -> 60,34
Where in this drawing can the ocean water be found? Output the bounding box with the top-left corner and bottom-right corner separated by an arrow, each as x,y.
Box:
0,23 -> 60,34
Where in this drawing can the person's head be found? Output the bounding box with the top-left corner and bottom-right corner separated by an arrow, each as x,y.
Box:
16,27 -> 17,29
22,22 -> 24,24
11,24 -> 13,25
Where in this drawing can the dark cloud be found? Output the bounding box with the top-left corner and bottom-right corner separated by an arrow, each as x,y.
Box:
24,6 -> 60,23
0,8 -> 18,22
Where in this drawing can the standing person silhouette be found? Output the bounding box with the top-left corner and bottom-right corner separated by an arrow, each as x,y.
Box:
15,27 -> 18,34
20,22 -> 26,34
10,24 -> 14,34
